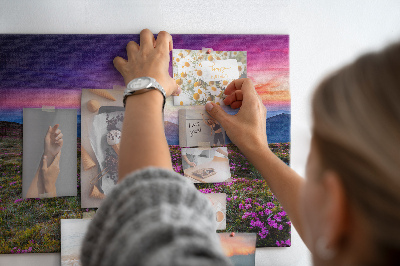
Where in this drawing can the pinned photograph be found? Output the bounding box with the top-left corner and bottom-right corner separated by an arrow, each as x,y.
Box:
80,88 -> 124,208
179,108 -> 227,148
172,49 -> 247,106
219,233 -> 257,266
205,193 -> 226,230
61,219 -> 92,266
22,108 -> 77,198
182,147 -> 230,183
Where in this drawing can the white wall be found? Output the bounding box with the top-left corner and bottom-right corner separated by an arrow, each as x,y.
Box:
1,0 -> 400,265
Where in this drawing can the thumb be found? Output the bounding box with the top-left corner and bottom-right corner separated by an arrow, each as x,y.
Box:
42,156 -> 48,171
205,102 -> 230,127
171,85 -> 182,96
45,126 -> 52,138
113,56 -> 127,74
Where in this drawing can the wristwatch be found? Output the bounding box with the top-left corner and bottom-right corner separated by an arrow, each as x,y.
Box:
123,77 -> 166,109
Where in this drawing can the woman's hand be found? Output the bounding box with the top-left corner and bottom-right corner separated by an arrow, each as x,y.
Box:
41,151 -> 61,197
188,161 -> 197,167
44,124 -> 63,164
205,78 -> 268,155
113,29 -> 179,97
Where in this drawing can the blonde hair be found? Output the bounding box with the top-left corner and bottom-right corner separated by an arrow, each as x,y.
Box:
312,43 -> 400,264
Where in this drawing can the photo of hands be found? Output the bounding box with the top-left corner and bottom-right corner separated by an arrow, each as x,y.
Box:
22,108 -> 77,198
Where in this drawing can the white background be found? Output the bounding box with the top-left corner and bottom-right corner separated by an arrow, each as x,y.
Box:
1,0 -> 400,265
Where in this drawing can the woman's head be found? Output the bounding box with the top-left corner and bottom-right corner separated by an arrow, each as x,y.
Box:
303,43 -> 400,265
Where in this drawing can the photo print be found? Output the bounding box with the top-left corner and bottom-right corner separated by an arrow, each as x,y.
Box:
205,193 -> 227,230
61,219 -> 92,266
80,88 -> 125,208
219,233 -> 257,266
22,108 -> 77,198
182,147 -> 230,183
172,49 -> 247,106
0,34 -> 290,252
179,108 -> 227,148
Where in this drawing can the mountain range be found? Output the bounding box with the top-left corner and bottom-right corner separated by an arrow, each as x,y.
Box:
0,113 -> 290,144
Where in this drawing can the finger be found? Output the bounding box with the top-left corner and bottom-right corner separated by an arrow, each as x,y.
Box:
52,124 -> 59,133
113,56 -> 128,74
223,90 -> 243,106
155,31 -> 173,53
230,101 -> 243,109
54,129 -> 61,135
224,79 -> 243,95
126,41 -> 139,60
205,102 -> 231,128
55,138 -> 64,146
234,79 -> 259,109
45,126 -> 52,138
139,29 -> 155,52
42,156 -> 48,171
171,85 -> 182,96
224,78 -> 256,97
55,133 -> 63,141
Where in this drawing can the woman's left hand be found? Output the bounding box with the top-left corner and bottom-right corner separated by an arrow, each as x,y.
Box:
44,124 -> 63,163
113,29 -> 179,97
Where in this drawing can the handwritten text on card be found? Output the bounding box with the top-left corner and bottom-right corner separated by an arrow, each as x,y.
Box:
199,59 -> 239,82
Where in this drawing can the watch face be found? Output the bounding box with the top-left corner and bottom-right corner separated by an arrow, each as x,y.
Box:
132,77 -> 151,89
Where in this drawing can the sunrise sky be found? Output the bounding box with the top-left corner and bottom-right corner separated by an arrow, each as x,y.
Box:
0,34 -> 289,123
219,233 -> 256,257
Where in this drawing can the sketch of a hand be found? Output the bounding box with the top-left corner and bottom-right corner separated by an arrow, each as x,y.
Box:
41,151 -> 61,197
44,124 -> 63,164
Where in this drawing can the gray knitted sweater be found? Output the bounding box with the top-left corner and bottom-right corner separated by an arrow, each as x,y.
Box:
81,167 -> 232,266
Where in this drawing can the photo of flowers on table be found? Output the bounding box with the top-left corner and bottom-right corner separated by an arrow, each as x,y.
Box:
80,88 -> 125,208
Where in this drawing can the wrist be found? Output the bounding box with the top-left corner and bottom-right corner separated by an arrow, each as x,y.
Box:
239,138 -> 271,159
124,77 -> 166,108
125,90 -> 164,109
44,183 -> 56,194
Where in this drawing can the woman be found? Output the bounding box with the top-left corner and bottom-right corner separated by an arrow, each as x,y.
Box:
81,30 -> 400,266
201,113 -> 225,146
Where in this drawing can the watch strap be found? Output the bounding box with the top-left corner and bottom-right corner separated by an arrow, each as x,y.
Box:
123,77 -> 166,110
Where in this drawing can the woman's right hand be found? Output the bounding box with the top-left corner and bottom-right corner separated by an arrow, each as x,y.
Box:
205,78 -> 268,155
44,124 -> 63,164
113,29 -> 179,97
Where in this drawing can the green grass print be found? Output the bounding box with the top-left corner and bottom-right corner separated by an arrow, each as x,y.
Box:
1,136 -> 291,253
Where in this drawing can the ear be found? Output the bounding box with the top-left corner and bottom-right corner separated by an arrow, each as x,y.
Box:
321,170 -> 350,251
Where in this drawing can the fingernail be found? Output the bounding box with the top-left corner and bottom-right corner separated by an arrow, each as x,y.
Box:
43,156 -> 47,159
205,102 -> 214,112
177,86 -> 182,94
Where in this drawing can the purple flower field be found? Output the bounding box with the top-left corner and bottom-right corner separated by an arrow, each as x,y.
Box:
1,131 -> 291,253
170,144 -> 291,247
